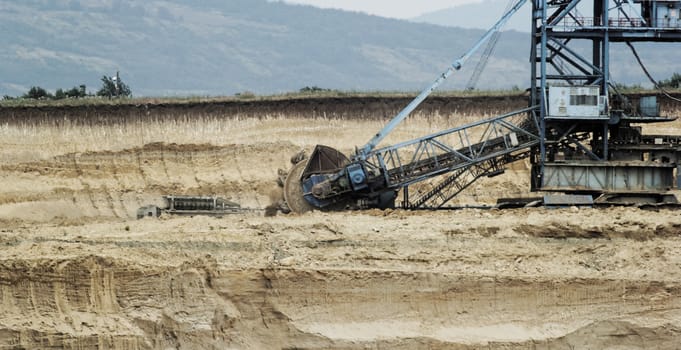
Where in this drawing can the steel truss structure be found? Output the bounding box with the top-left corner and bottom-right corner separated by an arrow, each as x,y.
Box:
285,0 -> 681,213
529,0 -> 681,197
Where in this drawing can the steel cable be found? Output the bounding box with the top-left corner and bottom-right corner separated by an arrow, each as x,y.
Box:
626,42 -> 681,103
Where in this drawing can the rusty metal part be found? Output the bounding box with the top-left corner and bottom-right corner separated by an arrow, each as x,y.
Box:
302,145 -> 349,179
283,160 -> 314,214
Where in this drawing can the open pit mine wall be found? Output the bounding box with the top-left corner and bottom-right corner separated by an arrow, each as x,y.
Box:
0,95 -> 526,124
1,93 -> 678,124
1,255 -> 680,349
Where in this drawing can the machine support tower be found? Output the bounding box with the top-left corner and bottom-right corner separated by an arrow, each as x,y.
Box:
530,0 -> 681,202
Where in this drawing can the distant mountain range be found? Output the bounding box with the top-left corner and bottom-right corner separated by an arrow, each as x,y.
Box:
0,0 -> 679,97
411,0 -> 532,32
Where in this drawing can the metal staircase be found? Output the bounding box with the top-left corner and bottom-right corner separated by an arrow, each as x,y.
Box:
406,150 -> 531,208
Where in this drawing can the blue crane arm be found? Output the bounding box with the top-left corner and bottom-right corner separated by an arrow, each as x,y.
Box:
356,0 -> 529,160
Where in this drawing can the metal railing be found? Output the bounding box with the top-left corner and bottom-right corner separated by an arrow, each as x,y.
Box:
556,16 -> 679,29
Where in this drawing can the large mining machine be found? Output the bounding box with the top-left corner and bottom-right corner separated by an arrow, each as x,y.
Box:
282,0 -> 681,213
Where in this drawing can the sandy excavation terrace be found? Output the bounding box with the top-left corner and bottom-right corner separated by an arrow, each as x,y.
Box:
0,95 -> 681,348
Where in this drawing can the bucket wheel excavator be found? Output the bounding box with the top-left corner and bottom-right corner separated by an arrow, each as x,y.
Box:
280,0 -> 681,213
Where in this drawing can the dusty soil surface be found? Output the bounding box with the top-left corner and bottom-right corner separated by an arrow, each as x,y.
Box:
1,95 -> 681,349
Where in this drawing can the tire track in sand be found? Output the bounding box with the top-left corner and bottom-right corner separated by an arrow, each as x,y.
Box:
109,156 -> 132,219
101,184 -> 122,219
135,151 -> 150,190
175,148 -> 200,190
213,148 -> 227,196
71,153 -> 101,216
233,154 -> 263,209
159,145 -> 172,185
187,150 -> 204,192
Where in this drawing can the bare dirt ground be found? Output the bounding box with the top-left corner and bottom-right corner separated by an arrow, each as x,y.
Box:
1,96 -> 681,349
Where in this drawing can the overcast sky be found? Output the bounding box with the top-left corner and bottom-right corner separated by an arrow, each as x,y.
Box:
280,0 -> 482,19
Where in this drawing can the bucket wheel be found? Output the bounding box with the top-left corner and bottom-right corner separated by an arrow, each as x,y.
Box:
283,160 -> 314,214
281,145 -> 352,214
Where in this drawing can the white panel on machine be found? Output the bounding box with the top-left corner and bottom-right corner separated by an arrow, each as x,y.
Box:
548,86 -> 605,119
634,0 -> 681,28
